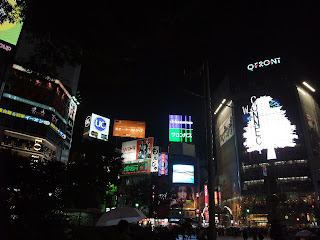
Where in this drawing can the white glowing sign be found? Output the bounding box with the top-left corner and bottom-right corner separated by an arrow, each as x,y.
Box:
247,57 -> 280,71
242,96 -> 298,159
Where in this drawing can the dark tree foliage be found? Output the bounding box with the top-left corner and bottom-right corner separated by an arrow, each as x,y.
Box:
67,138 -> 122,210
0,150 -> 69,240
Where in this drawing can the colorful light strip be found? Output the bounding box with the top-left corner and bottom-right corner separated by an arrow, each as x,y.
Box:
3,93 -> 68,125
0,107 -> 66,139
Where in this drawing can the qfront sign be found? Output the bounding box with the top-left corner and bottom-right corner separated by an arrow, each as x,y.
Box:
242,95 -> 298,159
169,115 -> 193,142
88,113 -> 110,141
247,57 -> 281,71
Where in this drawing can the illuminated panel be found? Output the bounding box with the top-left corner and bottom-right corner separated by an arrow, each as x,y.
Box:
172,164 -> 194,184
122,162 -> 150,175
89,113 -> 110,141
169,115 -> 193,142
242,96 -> 298,160
0,0 -> 24,46
0,107 -> 66,139
158,153 -> 168,176
2,93 -> 67,125
113,120 -> 146,138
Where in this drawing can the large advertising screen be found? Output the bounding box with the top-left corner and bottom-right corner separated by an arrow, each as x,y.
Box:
172,164 -> 194,184
121,137 -> 154,163
242,95 -> 298,160
169,115 -> 193,142
0,0 -> 24,47
169,186 -> 195,209
89,113 -> 110,141
113,120 -> 146,138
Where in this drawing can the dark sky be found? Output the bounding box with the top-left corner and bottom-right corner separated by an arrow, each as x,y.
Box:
70,2 -> 320,149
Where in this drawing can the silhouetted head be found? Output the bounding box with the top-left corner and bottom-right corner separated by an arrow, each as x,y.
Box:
118,220 -> 130,233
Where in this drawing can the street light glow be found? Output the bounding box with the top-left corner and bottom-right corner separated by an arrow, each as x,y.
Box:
214,99 -> 227,115
303,81 -> 316,92
297,87 -> 307,95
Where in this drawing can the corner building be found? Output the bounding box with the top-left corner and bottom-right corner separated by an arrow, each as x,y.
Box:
214,56 -> 320,226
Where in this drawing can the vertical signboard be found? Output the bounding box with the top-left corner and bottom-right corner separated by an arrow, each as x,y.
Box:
169,115 -> 193,142
218,112 -> 234,146
158,153 -> 168,176
204,184 -> 209,207
151,146 -> 159,173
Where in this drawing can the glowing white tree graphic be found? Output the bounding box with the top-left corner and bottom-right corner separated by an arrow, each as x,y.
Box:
243,96 -> 298,159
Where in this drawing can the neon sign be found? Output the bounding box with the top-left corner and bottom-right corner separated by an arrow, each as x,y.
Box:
242,96 -> 298,159
247,57 -> 281,71
169,115 -> 193,142
122,162 -> 150,175
0,107 -> 66,139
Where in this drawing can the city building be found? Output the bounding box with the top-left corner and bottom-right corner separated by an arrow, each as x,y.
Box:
0,29 -> 81,163
213,56 -> 320,226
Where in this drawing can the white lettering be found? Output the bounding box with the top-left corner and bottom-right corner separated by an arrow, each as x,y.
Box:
242,105 -> 249,115
247,57 -> 281,71
247,64 -> 254,71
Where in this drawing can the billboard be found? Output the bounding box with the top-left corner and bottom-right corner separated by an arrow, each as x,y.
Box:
172,164 -> 194,184
218,112 -> 234,146
169,115 -> 193,142
121,137 -> 154,163
158,152 -> 168,176
88,113 -> 110,141
113,120 -> 146,138
122,162 -> 150,175
242,95 -> 298,160
169,186 -> 195,209
151,146 -> 159,173
0,0 -> 24,47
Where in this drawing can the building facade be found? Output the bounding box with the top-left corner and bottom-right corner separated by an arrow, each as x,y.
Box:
0,30 -> 80,163
214,56 -> 320,226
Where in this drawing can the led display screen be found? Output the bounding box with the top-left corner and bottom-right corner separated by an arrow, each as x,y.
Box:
242,95 -> 298,159
0,0 -> 24,46
172,164 -> 194,184
169,115 -> 193,142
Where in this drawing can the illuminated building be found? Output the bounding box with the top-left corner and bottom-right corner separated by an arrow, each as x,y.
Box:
0,30 -> 81,163
213,57 -> 320,226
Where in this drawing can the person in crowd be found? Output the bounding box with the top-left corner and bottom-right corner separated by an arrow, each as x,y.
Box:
243,228 -> 248,240
117,220 -> 133,240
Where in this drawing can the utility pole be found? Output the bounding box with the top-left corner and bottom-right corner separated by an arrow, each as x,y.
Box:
203,60 -> 216,240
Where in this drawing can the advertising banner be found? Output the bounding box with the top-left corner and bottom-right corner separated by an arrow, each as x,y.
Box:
169,115 -> 193,142
169,186 -> 195,210
204,185 -> 209,207
113,120 -> 146,138
121,137 -> 154,163
151,146 -> 159,173
89,113 -> 110,141
158,152 -> 168,176
122,161 -> 150,175
218,112 -> 234,146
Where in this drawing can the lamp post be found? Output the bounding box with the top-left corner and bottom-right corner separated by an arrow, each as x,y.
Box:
203,60 -> 217,240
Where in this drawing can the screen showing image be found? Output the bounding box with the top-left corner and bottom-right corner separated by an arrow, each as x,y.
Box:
172,164 -> 194,184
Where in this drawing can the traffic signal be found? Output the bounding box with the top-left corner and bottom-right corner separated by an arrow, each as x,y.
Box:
246,209 -> 250,213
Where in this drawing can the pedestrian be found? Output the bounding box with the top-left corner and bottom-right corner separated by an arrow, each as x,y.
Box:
117,220 -> 133,240
258,231 -> 264,240
243,228 -> 248,240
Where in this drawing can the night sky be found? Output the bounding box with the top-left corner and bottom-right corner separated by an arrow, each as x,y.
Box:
70,2 -> 320,150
